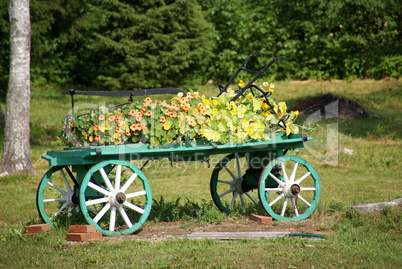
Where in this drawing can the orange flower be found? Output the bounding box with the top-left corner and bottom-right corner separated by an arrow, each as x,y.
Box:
130,124 -> 137,131
125,131 -> 130,136
129,110 -> 136,117
169,112 -> 175,118
99,115 -> 105,121
135,115 -> 142,122
145,97 -> 152,103
86,118 -> 90,122
141,123 -> 146,129
70,122 -> 75,128
145,110 -> 152,117
109,116 -> 115,122
93,125 -> 99,131
160,117 -> 166,124
117,111 -> 122,117
95,135 -> 100,141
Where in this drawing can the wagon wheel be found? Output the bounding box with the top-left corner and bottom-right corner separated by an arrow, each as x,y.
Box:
79,160 -> 152,236
36,166 -> 80,228
210,153 -> 259,214
258,156 -> 321,221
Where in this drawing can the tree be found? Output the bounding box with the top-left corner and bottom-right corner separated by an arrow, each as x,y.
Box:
0,0 -> 37,176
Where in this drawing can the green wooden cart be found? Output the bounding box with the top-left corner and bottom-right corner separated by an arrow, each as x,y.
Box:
36,53 -> 321,236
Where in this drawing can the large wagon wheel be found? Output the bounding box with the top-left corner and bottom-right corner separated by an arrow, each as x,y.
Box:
210,153 -> 259,214
258,156 -> 321,221
36,166 -> 80,228
79,160 -> 152,236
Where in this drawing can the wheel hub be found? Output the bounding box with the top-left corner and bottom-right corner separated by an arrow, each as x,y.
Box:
110,191 -> 126,207
283,183 -> 301,198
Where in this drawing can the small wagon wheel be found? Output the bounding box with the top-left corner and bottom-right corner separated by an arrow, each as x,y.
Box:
36,166 -> 80,228
79,160 -> 152,236
258,156 -> 321,221
210,153 -> 259,214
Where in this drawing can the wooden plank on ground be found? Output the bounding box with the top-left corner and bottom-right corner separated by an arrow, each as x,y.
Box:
183,231 -> 290,240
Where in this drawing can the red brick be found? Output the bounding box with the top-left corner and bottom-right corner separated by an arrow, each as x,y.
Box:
70,225 -> 97,233
250,214 -> 273,224
66,233 -> 92,242
90,231 -> 103,239
25,223 -> 52,234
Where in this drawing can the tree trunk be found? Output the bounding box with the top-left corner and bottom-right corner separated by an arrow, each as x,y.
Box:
0,0 -> 37,176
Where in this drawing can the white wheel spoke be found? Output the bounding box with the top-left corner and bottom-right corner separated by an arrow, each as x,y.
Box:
115,165 -> 122,190
100,168 -> 115,192
281,163 -> 289,184
240,194 -> 245,212
118,207 -> 133,228
269,173 -> 285,187
245,192 -> 258,205
109,207 -> 116,231
44,197 -> 65,203
93,203 -> 111,223
86,197 -> 110,206
300,187 -> 316,191
269,193 -> 284,207
290,162 -> 298,182
229,192 -> 238,209
120,173 -> 138,193
224,166 -> 237,180
265,187 -> 283,192
125,190 -> 146,199
235,153 -> 242,178
123,201 -> 145,214
280,197 -> 289,217
217,180 -> 232,185
219,187 -> 236,198
60,170 -> 73,193
55,202 -> 68,216
298,194 -> 311,207
88,182 -> 111,196
295,172 -> 311,185
68,205 -> 73,217
47,182 -> 67,195
291,197 -> 299,216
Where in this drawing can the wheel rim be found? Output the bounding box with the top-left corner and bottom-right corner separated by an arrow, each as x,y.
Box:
210,153 -> 259,214
36,166 -> 80,228
79,160 -> 152,236
258,156 -> 321,221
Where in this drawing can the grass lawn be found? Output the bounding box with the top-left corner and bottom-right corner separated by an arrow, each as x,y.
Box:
0,79 -> 401,268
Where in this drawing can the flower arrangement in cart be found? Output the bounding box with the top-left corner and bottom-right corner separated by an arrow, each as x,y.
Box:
60,82 -> 301,147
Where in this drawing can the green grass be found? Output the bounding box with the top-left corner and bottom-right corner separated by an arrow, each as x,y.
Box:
0,79 -> 401,268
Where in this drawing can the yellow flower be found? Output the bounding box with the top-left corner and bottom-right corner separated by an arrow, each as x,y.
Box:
212,99 -> 219,106
264,111 -> 272,117
99,124 -> 106,132
294,110 -> 299,117
232,108 -> 239,115
262,102 -> 269,109
263,82 -> 269,87
246,93 -> 253,98
89,135 -> 94,142
238,80 -> 245,87
203,99 -> 212,105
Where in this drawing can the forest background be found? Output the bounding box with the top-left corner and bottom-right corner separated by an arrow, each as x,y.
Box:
0,0 -> 400,98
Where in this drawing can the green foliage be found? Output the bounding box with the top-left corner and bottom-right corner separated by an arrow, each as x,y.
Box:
195,200 -> 226,224
150,197 -> 199,222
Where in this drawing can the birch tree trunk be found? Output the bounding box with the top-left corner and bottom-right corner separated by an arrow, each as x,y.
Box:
0,0 -> 37,176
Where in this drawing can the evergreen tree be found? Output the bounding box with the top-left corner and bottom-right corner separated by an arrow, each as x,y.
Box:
68,0 -> 215,90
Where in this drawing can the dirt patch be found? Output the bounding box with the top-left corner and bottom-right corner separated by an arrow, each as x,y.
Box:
290,93 -> 369,119
97,217 -> 327,242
